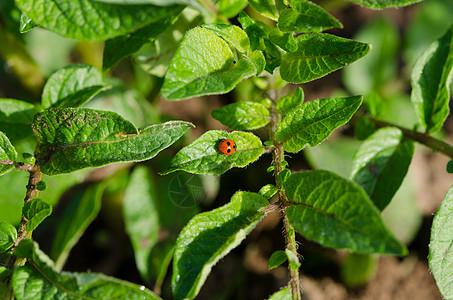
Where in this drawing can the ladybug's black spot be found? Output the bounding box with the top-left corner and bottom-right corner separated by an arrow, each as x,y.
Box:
233,145 -> 237,150
226,141 -> 231,146
227,148 -> 231,153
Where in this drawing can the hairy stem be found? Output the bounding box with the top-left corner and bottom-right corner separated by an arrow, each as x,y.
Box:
4,165 -> 42,300
269,90 -> 302,300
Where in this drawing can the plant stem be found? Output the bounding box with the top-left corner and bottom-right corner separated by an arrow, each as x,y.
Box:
269,90 -> 302,300
355,115 -> 453,158
4,165 -> 42,300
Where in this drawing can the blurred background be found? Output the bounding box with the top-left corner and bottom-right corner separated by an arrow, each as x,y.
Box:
1,0 -> 453,299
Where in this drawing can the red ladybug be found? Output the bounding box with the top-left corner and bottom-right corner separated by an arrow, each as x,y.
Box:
218,139 -> 236,155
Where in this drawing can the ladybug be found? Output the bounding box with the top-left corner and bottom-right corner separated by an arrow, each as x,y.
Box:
218,139 -> 236,155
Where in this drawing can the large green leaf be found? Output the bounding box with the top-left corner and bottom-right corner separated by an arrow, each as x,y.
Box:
429,186 -> 453,299
280,33 -> 370,84
0,221 -> 17,253
22,198 -> 52,232
32,108 -> 193,175
211,101 -> 270,130
0,99 -> 38,141
172,191 -> 269,299
161,27 -> 256,100
15,0 -> 184,41
42,64 -> 106,109
278,0 -> 342,33
13,240 -> 162,300
103,11 -> 181,71
411,26 -> 453,134
123,166 -> 159,282
284,170 -> 407,255
346,0 -> 423,9
51,184 -> 103,270
161,130 -> 264,175
351,127 -> 414,211
275,96 -> 362,153
0,131 -> 17,176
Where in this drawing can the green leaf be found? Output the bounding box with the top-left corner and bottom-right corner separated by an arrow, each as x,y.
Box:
275,96 -> 362,153
429,186 -> 453,299
276,87 -> 304,115
172,191 -> 268,299
0,131 -> 17,176
284,170 -> 407,255
51,184 -> 103,271
19,12 -> 38,33
15,0 -> 184,41
346,0 -> 423,9
0,221 -> 17,253
211,101 -> 270,130
0,99 -> 38,141
162,130 -> 264,176
103,11 -> 181,71
42,64 -> 106,109
447,160 -> 453,174
411,26 -> 453,134
161,27 -> 256,100
340,253 -> 377,287
268,28 -> 298,52
268,250 -> 287,269
216,0 -> 248,18
285,248 -> 301,269
342,18 -> 399,96
123,166 -> 159,282
259,184 -> 278,199
278,0 -> 342,33
202,24 -> 250,53
280,33 -> 370,84
13,241 -> 162,300
268,286 -> 292,300
351,127 -> 414,211
23,199 -> 52,232
248,50 -> 267,75
248,0 -> 278,20
32,108 -> 193,175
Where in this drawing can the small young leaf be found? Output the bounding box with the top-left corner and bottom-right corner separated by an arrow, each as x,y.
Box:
280,33 -> 370,84
211,101 -> 270,130
429,186 -> 453,299
285,248 -> 301,269
0,131 -> 17,176
172,191 -> 269,300
161,130 -> 264,176
276,87 -> 304,115
278,0 -> 343,33
0,99 -> 38,141
411,26 -> 453,134
268,286 -> 292,300
23,199 -> 52,232
284,170 -> 407,255
19,12 -> 38,33
202,24 -> 250,53
248,50 -> 267,75
42,64 -> 106,109
259,184 -> 278,199
162,27 -> 256,100
51,184 -> 103,270
35,181 -> 47,191
248,0 -> 278,20
0,222 -> 17,253
275,96 -> 362,153
13,241 -> 162,300
346,0 -> 423,9
123,166 -> 159,282
268,250 -> 288,269
103,12 -> 181,71
340,253 -> 377,288
351,127 -> 414,211
16,0 -> 184,41
277,169 -> 291,187
32,108 -> 193,175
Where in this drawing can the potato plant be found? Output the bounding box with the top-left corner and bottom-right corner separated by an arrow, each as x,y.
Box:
0,0 -> 452,299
